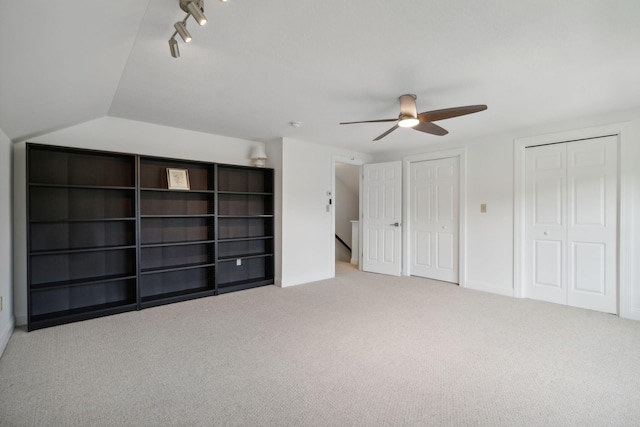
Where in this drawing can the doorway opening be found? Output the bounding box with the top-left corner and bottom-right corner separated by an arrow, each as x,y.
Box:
334,162 -> 360,266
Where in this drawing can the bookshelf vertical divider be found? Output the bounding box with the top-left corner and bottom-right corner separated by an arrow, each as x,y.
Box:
135,155 -> 142,309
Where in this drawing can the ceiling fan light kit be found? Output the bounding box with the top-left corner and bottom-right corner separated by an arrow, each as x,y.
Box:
168,0 -> 229,58
398,116 -> 419,128
340,94 -> 487,141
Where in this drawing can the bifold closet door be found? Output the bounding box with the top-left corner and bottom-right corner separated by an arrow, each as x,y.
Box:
524,136 -> 617,314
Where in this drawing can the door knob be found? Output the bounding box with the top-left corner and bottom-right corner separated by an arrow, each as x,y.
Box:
390,222 -> 400,227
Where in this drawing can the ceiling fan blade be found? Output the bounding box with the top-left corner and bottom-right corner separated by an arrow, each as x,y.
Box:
340,118 -> 398,125
414,121 -> 448,136
373,125 -> 399,141
418,105 -> 487,122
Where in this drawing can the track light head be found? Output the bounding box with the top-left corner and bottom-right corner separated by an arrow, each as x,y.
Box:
174,21 -> 192,43
180,0 -> 207,25
169,38 -> 180,58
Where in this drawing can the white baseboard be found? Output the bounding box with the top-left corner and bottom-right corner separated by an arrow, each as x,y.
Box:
0,317 -> 15,358
622,306 -> 640,321
464,280 -> 514,298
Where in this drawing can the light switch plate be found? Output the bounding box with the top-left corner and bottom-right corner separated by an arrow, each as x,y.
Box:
480,204 -> 487,213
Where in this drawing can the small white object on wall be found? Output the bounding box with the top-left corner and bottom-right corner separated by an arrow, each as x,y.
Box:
250,146 -> 268,167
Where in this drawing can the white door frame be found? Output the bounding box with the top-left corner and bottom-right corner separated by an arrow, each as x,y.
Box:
513,122 -> 633,317
331,154 -> 366,276
403,148 -> 467,286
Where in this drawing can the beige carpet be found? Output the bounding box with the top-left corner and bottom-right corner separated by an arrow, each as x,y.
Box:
2,262 -> 640,426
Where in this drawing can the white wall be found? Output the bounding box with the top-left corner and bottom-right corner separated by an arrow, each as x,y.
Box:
465,135 -> 516,295
278,138 -> 371,287
280,138 -> 334,286
373,107 -> 640,320
23,116 -> 261,165
265,140 -> 283,285
12,117 -> 266,325
0,126 -> 14,355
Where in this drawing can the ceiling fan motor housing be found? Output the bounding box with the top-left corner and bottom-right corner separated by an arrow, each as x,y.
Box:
398,94 -> 419,127
399,94 -> 418,119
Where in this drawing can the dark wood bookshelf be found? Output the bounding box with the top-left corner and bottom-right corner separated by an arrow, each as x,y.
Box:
215,165 -> 275,293
27,144 -> 138,330
26,144 -> 275,330
137,156 -> 216,307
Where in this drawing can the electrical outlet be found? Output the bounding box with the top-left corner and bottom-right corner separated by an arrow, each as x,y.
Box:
236,259 -> 242,266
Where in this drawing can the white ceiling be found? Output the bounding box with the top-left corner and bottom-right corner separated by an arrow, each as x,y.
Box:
2,0 -> 640,154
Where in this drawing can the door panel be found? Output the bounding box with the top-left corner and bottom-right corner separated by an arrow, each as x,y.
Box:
572,242 -> 605,294
362,161 -> 402,276
415,231 -> 431,266
409,157 -> 459,283
534,178 -> 563,225
436,233 -> 454,270
525,144 -> 566,304
534,240 -> 563,288
566,137 -> 617,313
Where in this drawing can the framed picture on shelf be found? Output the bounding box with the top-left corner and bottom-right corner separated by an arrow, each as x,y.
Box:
166,168 -> 190,190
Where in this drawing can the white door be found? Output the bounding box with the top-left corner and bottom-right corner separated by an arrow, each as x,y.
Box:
566,137 -> 617,312
524,136 -> 618,313
524,143 -> 567,305
409,157 -> 459,283
362,161 -> 402,276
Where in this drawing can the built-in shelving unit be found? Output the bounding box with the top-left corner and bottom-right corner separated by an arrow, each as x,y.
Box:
138,157 -> 216,308
216,165 -> 274,293
27,144 -> 275,331
27,145 -> 138,330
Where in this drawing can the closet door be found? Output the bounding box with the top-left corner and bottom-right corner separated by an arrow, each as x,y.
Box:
524,136 -> 617,314
409,156 -> 459,283
524,143 -> 567,305
566,137 -> 617,313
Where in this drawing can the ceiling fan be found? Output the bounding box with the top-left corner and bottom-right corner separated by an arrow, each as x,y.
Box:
340,94 -> 487,141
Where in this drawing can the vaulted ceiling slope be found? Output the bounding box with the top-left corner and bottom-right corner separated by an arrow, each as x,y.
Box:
2,0 -> 640,153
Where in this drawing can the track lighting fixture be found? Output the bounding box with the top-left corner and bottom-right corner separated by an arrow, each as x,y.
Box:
174,21 -> 192,43
168,0 -> 229,58
184,0 -> 208,26
169,38 -> 180,58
